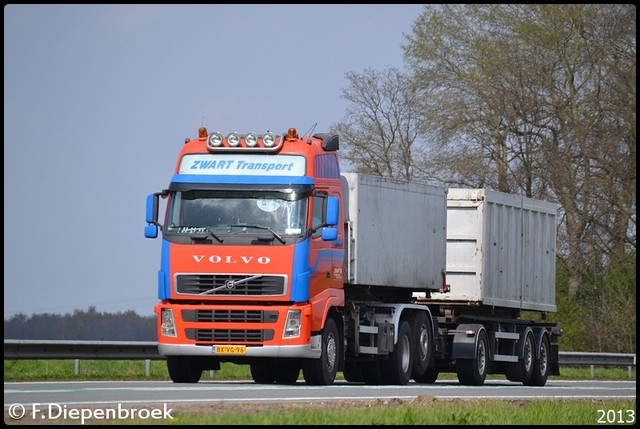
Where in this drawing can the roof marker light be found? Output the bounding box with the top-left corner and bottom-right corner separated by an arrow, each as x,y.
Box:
245,132 -> 258,147
286,128 -> 298,141
263,132 -> 276,147
207,132 -> 224,149
227,132 -> 241,147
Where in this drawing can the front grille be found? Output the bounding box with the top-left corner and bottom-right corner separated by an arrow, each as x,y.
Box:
186,328 -> 275,342
182,309 -> 278,323
176,274 -> 286,296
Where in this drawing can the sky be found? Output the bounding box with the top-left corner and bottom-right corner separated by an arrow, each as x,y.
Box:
4,4 -> 425,318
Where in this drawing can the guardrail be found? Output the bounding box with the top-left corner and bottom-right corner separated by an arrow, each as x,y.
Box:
4,340 -> 164,377
559,351 -> 636,379
3,340 -> 636,378
4,340 -> 162,360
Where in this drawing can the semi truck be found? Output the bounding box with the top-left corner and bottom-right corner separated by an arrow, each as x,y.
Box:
144,127 -> 560,386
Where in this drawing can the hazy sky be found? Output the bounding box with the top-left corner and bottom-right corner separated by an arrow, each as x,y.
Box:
4,4 -> 424,318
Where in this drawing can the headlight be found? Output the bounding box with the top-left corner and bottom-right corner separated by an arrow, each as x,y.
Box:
283,310 -> 301,338
161,308 -> 177,337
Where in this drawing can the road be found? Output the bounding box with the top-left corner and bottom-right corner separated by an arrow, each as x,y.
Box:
5,379 -> 635,408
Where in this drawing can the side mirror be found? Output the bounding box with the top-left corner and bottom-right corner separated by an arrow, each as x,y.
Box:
145,193 -> 160,239
145,224 -> 158,239
326,196 -> 339,226
146,193 -> 158,224
321,227 -> 338,241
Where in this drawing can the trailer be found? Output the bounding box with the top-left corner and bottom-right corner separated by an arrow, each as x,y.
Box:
339,174 -> 560,386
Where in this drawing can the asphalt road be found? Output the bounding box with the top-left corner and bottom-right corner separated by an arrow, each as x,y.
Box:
5,379 -> 635,408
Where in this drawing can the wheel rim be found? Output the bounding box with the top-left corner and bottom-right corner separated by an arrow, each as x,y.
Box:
539,341 -> 548,375
524,335 -> 534,372
401,335 -> 411,373
419,325 -> 429,361
477,338 -> 486,375
326,333 -> 336,371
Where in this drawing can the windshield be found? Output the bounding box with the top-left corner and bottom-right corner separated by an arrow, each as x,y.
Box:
165,189 -> 308,237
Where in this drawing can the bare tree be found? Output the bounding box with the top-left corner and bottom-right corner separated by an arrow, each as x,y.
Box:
332,67 -> 427,182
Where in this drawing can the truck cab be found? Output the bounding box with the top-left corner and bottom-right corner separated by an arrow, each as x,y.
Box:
145,127 -> 345,383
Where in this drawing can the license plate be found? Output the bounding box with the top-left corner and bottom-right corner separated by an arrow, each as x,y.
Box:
212,345 -> 246,355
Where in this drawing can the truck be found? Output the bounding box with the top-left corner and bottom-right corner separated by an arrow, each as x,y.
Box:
144,126 -> 561,386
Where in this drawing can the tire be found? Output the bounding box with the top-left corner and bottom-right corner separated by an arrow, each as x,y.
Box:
342,362 -> 363,383
303,317 -> 340,385
505,330 -> 535,384
414,367 -> 439,384
410,311 -> 433,380
380,320 -> 413,385
360,361 -> 383,385
167,356 -> 203,383
272,359 -> 301,384
456,329 -> 489,386
525,334 -> 550,386
250,362 -> 275,384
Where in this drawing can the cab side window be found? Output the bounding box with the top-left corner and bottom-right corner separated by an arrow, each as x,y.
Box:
311,194 -> 325,238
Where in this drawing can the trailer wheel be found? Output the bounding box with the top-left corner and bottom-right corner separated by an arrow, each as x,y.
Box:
505,330 -> 535,383
380,320 -> 413,385
250,362 -> 275,383
167,356 -> 203,383
410,311 -> 432,380
303,317 -> 340,385
525,334 -> 550,386
456,329 -> 488,386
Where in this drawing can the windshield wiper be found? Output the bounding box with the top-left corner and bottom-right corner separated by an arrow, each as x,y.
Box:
199,227 -> 224,243
171,226 -> 224,243
228,224 -> 285,244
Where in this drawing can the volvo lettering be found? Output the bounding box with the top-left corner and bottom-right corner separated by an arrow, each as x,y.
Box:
192,255 -> 271,264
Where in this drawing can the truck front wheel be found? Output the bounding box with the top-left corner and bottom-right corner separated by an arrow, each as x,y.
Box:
250,359 -> 301,384
272,359 -> 301,384
250,362 -> 275,383
167,356 -> 203,383
303,317 -> 340,385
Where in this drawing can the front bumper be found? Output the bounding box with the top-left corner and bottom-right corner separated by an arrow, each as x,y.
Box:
158,340 -> 321,358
